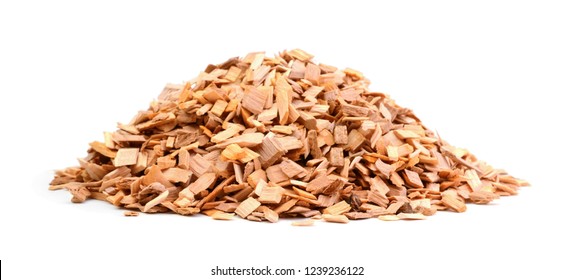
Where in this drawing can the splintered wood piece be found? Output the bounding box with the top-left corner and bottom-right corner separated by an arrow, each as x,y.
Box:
323,201 -> 351,215
211,211 -> 236,220
257,133 -> 285,168
258,186 -> 284,204
215,133 -> 264,148
211,124 -> 242,143
266,165 -> 289,183
403,169 -> 424,189
188,173 -> 217,195
329,147 -> 344,167
397,213 -> 427,220
143,190 -> 169,212
242,87 -> 267,115
347,130 -> 365,151
307,130 -> 323,159
163,168 -> 192,183
89,141 -> 117,158
334,125 -> 348,144
291,219 -> 315,226
322,214 -> 349,224
305,175 -> 333,194
394,129 -> 421,139
441,191 -> 467,212
275,76 -> 292,125
114,148 -> 139,167
235,197 -> 261,218
465,169 -> 482,192
341,104 -> 370,117
280,159 -> 307,178
378,215 -> 400,221
287,49 -> 314,62
262,207 -> 279,223
469,190 -> 499,204
221,143 -> 247,161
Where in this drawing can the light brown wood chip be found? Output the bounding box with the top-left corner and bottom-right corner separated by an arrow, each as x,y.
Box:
291,219 -> 315,226
124,211 -> 139,217
235,197 -> 261,218
322,214 -> 350,224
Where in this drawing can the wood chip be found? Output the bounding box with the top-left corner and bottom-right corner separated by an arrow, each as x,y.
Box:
291,219 -> 315,226
322,214 -> 349,223
124,211 -> 139,217
114,148 -> 139,167
235,197 -> 261,218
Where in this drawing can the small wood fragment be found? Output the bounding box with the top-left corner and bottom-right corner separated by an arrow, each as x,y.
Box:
322,214 -> 349,223
291,219 -> 315,226
233,197 -> 260,218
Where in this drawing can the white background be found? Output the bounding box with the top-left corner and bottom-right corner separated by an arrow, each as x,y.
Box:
1,0 -> 573,279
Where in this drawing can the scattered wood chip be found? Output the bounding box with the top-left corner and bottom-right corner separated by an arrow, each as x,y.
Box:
322,214 -> 349,224
291,219 -> 315,226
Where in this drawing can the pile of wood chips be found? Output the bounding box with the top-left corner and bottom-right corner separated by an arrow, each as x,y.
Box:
50,49 -> 528,224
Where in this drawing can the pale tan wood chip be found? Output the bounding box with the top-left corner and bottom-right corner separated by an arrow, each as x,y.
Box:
394,129 -> 421,139
221,143 -> 247,161
242,87 -> 268,115
215,132 -> 264,148
403,169 -> 424,189
124,211 -> 139,217
211,211 -> 236,220
188,172 -> 217,195
347,129 -> 366,151
378,215 -> 400,221
89,141 -> 117,158
262,207 -> 279,223
287,49 -> 314,62
275,76 -> 292,125
163,168 -> 193,183
334,126 -> 348,145
322,214 -> 349,224
341,103 -> 370,117
386,146 -> 399,162
441,191 -> 467,212
246,169 -> 266,188
257,133 -> 285,168
211,124 -> 242,143
224,66 -> 242,82
291,220 -> 315,226
329,147 -> 345,167
189,154 -> 212,176
114,148 -> 139,167
397,213 -> 427,220
266,164 -> 289,183
235,197 -> 262,218
469,190 -> 499,204
258,186 -> 284,204
323,201 -> 351,215
279,159 -> 307,178
274,198 -> 298,214
275,136 -> 303,151
143,190 -> 169,212
292,187 -> 318,200
465,169 -> 482,192
307,130 -> 323,159
270,125 -> 293,135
